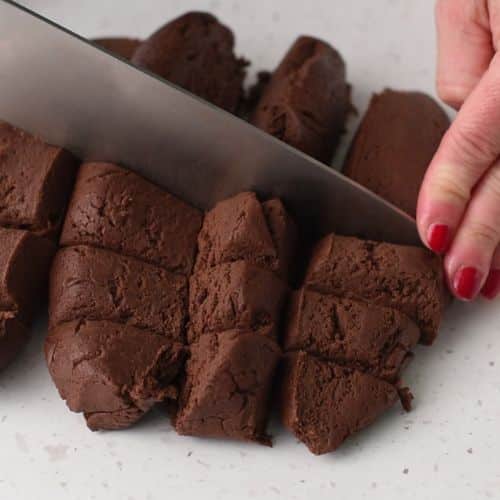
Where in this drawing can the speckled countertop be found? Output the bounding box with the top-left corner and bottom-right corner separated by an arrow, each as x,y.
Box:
2,1 -> 499,499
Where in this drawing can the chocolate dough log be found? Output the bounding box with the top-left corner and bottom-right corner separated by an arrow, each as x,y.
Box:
93,38 -> 142,60
0,122 -> 78,238
50,162 -> 200,430
0,227 -> 55,320
280,351 -> 398,455
343,89 -> 450,217
279,233 -> 441,453
49,246 -> 187,340
251,36 -> 350,163
60,162 -> 202,275
0,312 -> 29,370
131,12 -> 246,113
45,320 -> 186,431
175,330 -> 281,444
284,289 -> 419,382
195,192 -> 297,278
304,234 -> 445,345
188,261 -> 288,343
0,123 -> 72,370
179,191 -> 295,445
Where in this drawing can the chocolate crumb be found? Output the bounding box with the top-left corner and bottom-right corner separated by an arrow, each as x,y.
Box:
398,387 -> 414,412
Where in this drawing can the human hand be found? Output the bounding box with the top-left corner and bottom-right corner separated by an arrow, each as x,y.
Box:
417,0 -> 500,301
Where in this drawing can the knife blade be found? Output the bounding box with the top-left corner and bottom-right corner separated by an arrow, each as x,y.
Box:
0,0 -> 420,245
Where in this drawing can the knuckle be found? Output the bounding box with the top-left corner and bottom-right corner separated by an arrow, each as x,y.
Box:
466,220 -> 500,247
438,183 -> 470,206
430,166 -> 471,205
445,122 -> 498,167
477,69 -> 500,106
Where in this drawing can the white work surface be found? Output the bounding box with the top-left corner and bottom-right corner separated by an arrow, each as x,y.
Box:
2,1 -> 499,499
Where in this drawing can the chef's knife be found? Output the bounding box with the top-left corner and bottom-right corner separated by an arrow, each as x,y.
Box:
0,0 -> 420,245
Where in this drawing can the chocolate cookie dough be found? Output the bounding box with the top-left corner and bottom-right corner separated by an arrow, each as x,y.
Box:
93,37 -> 142,60
195,192 -> 297,278
284,289 -> 419,382
48,162 -> 199,430
261,199 -> 298,278
188,261 -> 288,343
49,246 -> 188,340
343,89 -> 450,217
131,12 -> 247,113
180,191 -> 295,444
280,351 -> 398,455
304,234 -> 445,344
60,162 -> 202,275
0,227 -> 55,320
251,36 -> 350,163
0,122 -> 78,238
175,330 -> 281,444
45,319 -> 186,431
0,312 -> 28,370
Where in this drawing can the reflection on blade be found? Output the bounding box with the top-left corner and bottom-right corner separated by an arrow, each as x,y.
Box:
0,0 -> 419,245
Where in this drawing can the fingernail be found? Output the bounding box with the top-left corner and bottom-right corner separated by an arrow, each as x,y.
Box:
427,224 -> 450,254
453,267 -> 483,301
481,269 -> 500,300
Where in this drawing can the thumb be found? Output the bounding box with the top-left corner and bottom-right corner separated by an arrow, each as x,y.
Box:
436,0 -> 493,109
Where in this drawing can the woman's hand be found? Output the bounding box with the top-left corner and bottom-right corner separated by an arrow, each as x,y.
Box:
417,0 -> 500,301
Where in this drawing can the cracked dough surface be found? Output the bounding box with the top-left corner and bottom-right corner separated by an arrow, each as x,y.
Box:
175,330 -> 280,444
60,162 -> 202,276
49,245 -> 188,340
45,319 -> 186,431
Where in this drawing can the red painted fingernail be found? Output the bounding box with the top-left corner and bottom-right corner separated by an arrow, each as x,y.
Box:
453,267 -> 482,301
481,269 -> 500,300
427,224 -> 450,254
